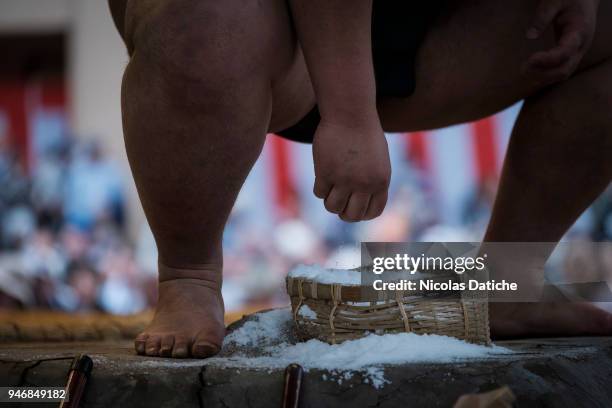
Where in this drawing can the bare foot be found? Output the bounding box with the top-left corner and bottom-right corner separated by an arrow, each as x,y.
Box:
135,265 -> 225,358
490,302 -> 612,339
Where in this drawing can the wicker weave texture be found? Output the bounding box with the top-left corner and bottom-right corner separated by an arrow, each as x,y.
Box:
287,276 -> 490,345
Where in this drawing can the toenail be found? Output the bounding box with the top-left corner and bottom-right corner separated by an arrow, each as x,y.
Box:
193,342 -> 219,357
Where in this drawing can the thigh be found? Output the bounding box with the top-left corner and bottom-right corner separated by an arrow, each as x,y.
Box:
379,0 -> 612,132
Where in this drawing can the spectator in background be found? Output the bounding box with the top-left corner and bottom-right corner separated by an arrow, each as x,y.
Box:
64,261 -> 100,312
30,141 -> 69,232
63,141 -> 125,232
20,228 -> 66,280
0,132 -> 150,314
0,133 -> 29,212
0,133 -> 33,249
97,247 -> 146,315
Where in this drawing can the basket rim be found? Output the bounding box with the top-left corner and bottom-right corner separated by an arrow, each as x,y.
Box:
286,275 -> 470,302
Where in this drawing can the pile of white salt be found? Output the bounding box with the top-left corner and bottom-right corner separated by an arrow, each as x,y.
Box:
288,264 -> 361,285
210,308 -> 511,388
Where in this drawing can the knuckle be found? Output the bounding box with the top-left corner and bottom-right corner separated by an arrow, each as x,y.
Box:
352,180 -> 371,191
374,176 -> 390,190
325,172 -> 341,184
370,178 -> 389,192
360,174 -> 390,191
335,174 -> 353,186
329,168 -> 390,192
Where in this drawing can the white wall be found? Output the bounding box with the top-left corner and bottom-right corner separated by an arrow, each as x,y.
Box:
0,0 -> 70,32
68,0 -> 127,157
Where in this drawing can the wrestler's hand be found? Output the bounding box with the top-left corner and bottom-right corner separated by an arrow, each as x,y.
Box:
312,117 -> 391,222
524,0 -> 599,83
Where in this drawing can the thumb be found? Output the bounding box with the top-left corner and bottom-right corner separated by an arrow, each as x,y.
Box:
527,0 -> 561,39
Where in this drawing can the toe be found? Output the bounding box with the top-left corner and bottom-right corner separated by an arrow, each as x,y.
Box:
160,334 -> 175,357
191,341 -> 220,358
134,333 -> 149,355
191,329 -> 221,359
172,335 -> 190,358
145,336 -> 162,356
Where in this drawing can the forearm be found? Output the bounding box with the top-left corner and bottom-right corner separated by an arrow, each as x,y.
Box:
289,0 -> 377,126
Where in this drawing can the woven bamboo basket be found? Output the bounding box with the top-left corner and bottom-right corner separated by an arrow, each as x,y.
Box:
287,275 -> 490,345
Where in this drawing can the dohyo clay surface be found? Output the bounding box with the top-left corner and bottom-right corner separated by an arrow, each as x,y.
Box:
2,309 -> 612,407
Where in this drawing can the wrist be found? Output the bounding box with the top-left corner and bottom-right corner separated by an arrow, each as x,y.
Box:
319,106 -> 381,131
317,87 -> 377,123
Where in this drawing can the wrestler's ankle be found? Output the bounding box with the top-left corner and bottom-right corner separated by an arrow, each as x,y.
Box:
158,260 -> 222,290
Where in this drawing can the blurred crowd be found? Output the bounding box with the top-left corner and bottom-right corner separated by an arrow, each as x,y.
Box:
1,127 -> 611,314
0,131 -> 153,313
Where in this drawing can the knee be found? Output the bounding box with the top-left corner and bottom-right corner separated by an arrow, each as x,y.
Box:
126,0 -> 269,84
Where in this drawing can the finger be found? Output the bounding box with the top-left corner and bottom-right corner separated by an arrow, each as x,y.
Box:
313,177 -> 332,199
363,190 -> 388,220
324,186 -> 350,214
526,0 -> 561,39
341,192 -> 371,222
526,30 -> 583,69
